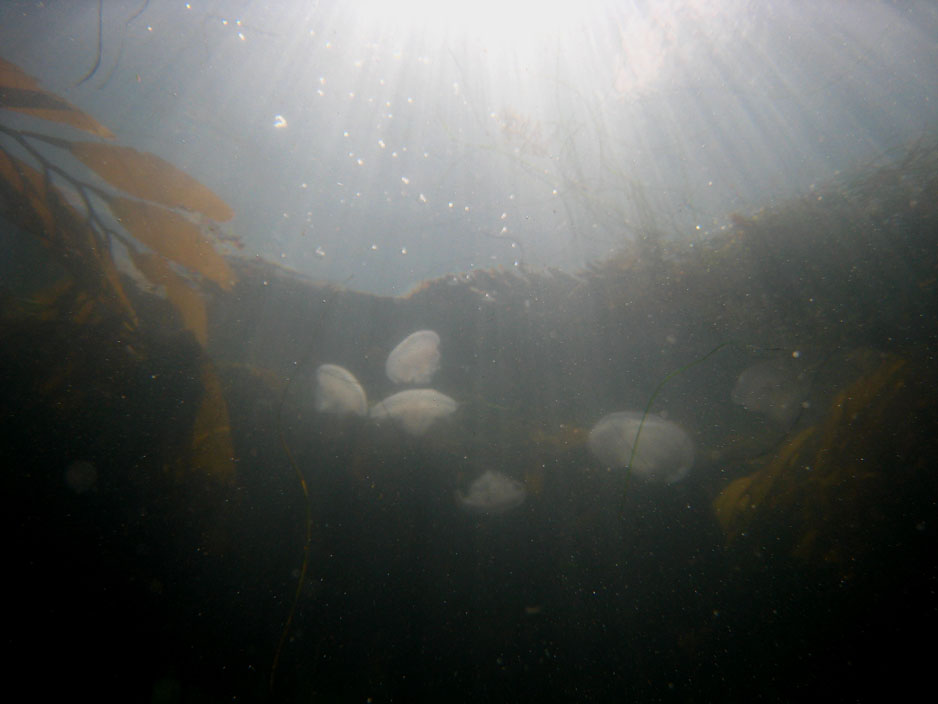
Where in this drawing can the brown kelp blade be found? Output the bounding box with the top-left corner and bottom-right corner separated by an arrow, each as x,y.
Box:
0,57 -> 115,139
129,249 -> 209,347
190,360 -> 237,482
70,142 -> 233,222
1,147 -> 140,327
107,195 -> 236,290
0,147 -> 56,237
84,232 -> 140,326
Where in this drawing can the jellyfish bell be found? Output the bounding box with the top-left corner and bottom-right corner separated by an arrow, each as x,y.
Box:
456,470 -> 526,515
731,357 -> 809,425
386,330 -> 441,384
369,388 -> 457,436
314,364 -> 367,416
587,411 -> 694,484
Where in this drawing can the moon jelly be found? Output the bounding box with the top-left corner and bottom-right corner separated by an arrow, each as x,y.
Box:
314,364 -> 367,416
369,388 -> 456,436
456,470 -> 526,514
731,358 -> 808,425
385,330 -> 441,384
588,411 -> 694,484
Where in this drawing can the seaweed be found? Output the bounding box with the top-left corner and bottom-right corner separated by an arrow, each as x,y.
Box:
1,56 -> 239,482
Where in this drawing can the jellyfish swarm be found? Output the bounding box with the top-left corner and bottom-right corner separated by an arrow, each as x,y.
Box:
386,330 -> 441,384
588,411 -> 694,484
731,358 -> 808,426
456,470 -> 526,514
369,389 -> 456,436
314,364 -> 367,416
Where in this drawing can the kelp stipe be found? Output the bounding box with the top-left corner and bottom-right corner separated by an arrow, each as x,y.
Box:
269,278 -> 351,693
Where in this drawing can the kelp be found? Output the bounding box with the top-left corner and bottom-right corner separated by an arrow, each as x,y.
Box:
189,360 -> 237,482
0,147 -> 56,237
128,249 -> 210,347
1,57 -> 239,480
712,351 -> 937,567
109,195 -> 235,291
0,57 -> 115,139
0,57 -> 238,315
71,142 -> 234,222
0,148 -> 141,326
712,425 -> 816,539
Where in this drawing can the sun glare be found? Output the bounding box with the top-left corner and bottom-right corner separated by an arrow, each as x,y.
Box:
356,0 -> 604,54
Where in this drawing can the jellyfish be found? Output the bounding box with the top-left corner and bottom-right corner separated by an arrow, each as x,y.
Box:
314,364 -> 367,416
369,388 -> 456,436
385,330 -> 441,384
456,470 -> 526,514
731,358 -> 808,425
587,411 -> 694,484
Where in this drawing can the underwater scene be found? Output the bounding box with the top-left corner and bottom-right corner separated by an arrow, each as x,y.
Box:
2,2 -> 938,702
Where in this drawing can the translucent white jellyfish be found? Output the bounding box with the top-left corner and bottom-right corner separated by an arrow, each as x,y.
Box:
385,330 -> 441,384
456,470 -> 526,515
314,364 -> 367,416
369,388 -> 456,436
587,411 -> 694,484
731,358 -> 809,425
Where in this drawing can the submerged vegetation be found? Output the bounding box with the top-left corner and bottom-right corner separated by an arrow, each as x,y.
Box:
2,54 -> 937,701
1,57 -> 239,484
